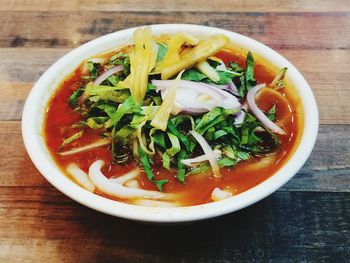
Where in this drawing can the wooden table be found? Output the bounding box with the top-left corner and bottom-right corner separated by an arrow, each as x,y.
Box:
1,1 -> 349,262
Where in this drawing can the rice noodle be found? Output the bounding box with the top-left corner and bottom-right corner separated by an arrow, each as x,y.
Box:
58,138 -> 111,156
211,187 -> 232,202
247,84 -> 285,134
88,160 -> 173,200
124,180 -> 140,189
108,168 -> 140,184
66,163 -> 95,192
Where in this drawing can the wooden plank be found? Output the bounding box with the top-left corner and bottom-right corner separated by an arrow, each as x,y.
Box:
2,121 -> 350,192
0,12 -> 349,49
1,48 -> 349,124
0,189 -> 349,262
0,0 -> 349,12
0,122 -> 49,187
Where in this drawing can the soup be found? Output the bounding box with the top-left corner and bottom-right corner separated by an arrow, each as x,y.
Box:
44,27 -> 302,207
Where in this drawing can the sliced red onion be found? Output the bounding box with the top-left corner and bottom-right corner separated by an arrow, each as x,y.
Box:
227,80 -> 239,96
181,154 -> 210,167
93,65 -> 123,85
152,80 -> 241,114
234,103 -> 248,125
247,84 -> 286,135
181,150 -> 221,167
154,80 -> 223,104
190,131 -> 221,177
211,80 -> 239,97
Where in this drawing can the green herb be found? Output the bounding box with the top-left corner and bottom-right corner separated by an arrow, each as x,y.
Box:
167,121 -> 194,152
238,51 -> 257,97
176,150 -> 187,183
87,61 -> 100,79
107,75 -> 120,86
106,96 -> 137,128
267,105 -> 277,121
68,88 -> 84,108
216,70 -> 241,84
162,132 -> 181,170
156,43 -> 168,63
109,52 -> 127,65
82,82 -> 130,103
245,51 -> 256,90
139,146 -> 168,191
228,62 -> 244,72
181,69 -> 207,82
86,117 -> 109,129
61,131 -> 83,147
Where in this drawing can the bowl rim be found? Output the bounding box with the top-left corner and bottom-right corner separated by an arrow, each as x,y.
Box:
22,24 -> 319,223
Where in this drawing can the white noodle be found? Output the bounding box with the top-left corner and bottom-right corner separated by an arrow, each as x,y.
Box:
124,180 -> 140,189
66,163 -> 95,192
88,160 -> 173,200
59,138 -> 110,156
108,168 -> 140,184
211,187 -> 232,202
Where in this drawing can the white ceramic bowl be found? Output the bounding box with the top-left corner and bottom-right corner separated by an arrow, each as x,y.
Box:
22,24 -> 318,223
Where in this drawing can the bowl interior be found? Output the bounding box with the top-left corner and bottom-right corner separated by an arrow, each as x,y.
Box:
22,24 -> 318,223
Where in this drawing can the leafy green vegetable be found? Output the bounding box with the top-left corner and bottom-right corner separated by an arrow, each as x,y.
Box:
218,157 -> 237,167
87,61 -> 100,79
267,105 -> 277,121
109,52 -> 127,65
245,51 -> 256,90
68,88 -> 84,108
162,132 -> 181,170
156,43 -> 168,63
237,151 -> 250,161
167,121 -> 194,152
227,62 -> 244,72
106,96 -> 137,128
109,52 -> 130,76
139,146 -> 168,191
195,107 -> 237,135
80,82 -> 130,104
61,131 -> 83,147
86,117 -> 109,129
152,131 -> 166,149
176,150 -> 187,183
216,70 -> 241,84
181,69 -> 207,82
238,51 -> 257,97
107,75 -> 120,86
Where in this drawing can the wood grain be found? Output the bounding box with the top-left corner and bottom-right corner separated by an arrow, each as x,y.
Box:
0,0 -> 349,12
0,189 -> 349,262
1,48 -> 349,124
0,12 -> 349,50
2,121 -> 349,191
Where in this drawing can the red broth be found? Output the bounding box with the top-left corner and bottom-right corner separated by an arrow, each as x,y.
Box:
43,47 -> 303,206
